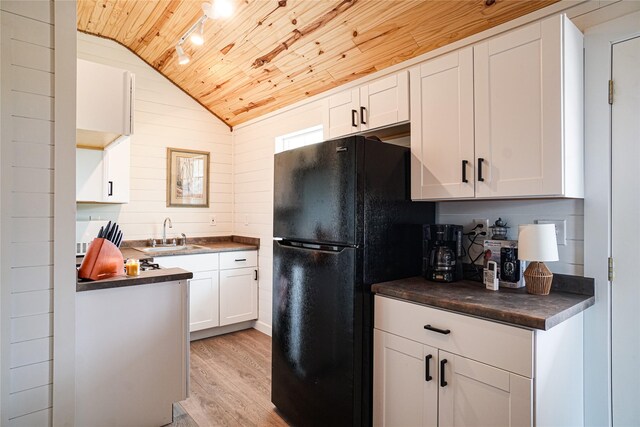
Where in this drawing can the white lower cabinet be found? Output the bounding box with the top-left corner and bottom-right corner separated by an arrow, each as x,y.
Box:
438,352 -> 532,427
219,267 -> 258,326
158,250 -> 258,334
374,296 -> 583,427
189,270 -> 219,331
373,330 -> 438,427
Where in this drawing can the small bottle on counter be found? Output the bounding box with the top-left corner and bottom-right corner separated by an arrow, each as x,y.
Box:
484,260 -> 499,291
125,259 -> 140,276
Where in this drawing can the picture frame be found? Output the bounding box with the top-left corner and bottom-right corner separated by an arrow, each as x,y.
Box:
167,148 -> 210,207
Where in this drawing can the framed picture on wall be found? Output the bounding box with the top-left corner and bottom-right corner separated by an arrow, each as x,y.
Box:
167,148 -> 210,207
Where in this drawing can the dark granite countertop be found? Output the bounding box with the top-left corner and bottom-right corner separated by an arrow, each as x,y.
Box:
372,275 -> 595,330
76,235 -> 259,265
128,241 -> 258,258
77,268 -> 193,292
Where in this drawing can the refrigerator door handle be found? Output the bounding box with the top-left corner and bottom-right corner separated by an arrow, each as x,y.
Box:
276,239 -> 348,253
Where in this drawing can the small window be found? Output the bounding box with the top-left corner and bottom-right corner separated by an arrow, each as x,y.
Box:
275,125 -> 323,154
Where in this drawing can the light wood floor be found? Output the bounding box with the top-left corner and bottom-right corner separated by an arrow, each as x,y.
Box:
179,329 -> 289,427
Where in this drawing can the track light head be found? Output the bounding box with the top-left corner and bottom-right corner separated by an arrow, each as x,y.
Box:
176,45 -> 190,65
191,21 -> 205,46
202,0 -> 233,19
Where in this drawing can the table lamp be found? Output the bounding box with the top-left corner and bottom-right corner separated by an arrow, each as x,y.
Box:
518,224 -> 559,295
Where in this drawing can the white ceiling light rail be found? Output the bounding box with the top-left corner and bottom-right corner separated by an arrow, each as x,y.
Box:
175,0 -> 233,65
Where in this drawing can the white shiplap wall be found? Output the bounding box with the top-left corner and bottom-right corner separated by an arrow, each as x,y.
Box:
438,199 -> 585,275
233,101 -> 324,334
1,2 -> 55,425
76,33 -> 233,240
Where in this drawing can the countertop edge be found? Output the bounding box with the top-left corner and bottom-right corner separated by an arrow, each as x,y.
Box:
544,298 -> 596,329
372,284 -> 595,331
76,268 -> 193,292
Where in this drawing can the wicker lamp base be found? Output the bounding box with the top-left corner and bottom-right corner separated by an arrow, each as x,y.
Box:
524,261 -> 553,295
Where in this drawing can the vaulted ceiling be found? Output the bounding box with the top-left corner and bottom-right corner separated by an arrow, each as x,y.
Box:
77,0 -> 558,128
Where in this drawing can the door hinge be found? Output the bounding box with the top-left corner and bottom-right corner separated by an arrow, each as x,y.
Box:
608,257 -> 614,282
608,80 -> 614,105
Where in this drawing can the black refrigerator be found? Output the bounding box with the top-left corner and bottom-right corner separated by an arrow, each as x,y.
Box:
272,135 -> 435,427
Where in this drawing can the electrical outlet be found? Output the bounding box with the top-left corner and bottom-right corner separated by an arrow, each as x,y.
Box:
209,216 -> 216,226
244,215 -> 249,226
535,219 -> 567,245
473,218 -> 490,234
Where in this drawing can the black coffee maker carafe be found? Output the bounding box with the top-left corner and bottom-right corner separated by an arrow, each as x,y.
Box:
423,224 -> 463,282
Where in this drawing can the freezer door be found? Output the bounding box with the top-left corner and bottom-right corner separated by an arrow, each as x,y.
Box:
272,240 -> 360,427
274,137 -> 359,245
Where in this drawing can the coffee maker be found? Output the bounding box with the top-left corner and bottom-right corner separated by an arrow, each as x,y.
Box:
423,224 -> 464,282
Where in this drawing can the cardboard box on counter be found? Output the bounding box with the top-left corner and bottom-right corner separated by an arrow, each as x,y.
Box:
483,239 -> 525,289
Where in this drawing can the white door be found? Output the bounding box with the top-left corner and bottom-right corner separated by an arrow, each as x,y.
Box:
103,137 -> 130,203
326,87 -> 360,139
410,48 -> 474,200
611,35 -> 640,426
474,17 -> 563,198
438,351 -> 532,427
361,71 -> 409,132
373,329 -> 438,427
219,267 -> 258,326
189,270 -> 219,332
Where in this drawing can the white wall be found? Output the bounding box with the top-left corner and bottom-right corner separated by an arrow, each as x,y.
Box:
76,33 -> 233,241
438,199 -> 584,275
233,101 -> 324,334
1,2 -> 55,425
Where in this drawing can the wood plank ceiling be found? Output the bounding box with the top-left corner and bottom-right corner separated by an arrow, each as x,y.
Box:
77,0 -> 558,128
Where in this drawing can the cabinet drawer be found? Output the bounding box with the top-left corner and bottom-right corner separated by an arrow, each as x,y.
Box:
374,296 -> 534,378
157,253 -> 219,272
219,250 -> 257,269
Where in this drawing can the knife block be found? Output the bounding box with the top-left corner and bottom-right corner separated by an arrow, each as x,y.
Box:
78,238 -> 124,281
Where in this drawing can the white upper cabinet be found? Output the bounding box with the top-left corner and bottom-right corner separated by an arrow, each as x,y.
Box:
360,72 -> 409,132
474,15 -> 583,199
410,48 -> 475,200
325,71 -> 409,140
77,59 -> 134,148
76,137 -> 130,204
103,137 -> 130,203
411,14 -> 583,201
326,88 -> 360,139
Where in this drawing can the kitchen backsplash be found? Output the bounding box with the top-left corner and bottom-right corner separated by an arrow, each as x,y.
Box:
76,33 -> 233,241
437,199 -> 584,276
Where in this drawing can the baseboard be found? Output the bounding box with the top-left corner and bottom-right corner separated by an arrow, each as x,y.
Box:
252,320 -> 272,337
189,320 -> 255,341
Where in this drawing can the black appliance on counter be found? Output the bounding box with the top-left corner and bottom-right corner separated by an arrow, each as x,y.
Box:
423,224 -> 464,282
272,135 -> 435,427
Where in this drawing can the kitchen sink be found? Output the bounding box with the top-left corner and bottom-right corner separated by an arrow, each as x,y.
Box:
135,244 -> 207,254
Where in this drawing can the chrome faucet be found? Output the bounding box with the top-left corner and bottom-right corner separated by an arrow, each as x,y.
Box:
162,217 -> 173,245
181,233 -> 187,247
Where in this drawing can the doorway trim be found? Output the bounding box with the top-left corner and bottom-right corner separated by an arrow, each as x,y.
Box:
583,10 -> 640,427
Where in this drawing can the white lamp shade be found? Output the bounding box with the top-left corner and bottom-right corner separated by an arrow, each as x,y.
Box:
518,224 -> 559,262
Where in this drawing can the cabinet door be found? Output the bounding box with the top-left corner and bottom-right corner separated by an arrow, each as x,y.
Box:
474,17 -> 563,198
326,87 -> 360,139
438,351 -> 532,427
361,71 -> 409,131
189,270 -> 219,332
77,59 -> 132,135
410,48 -> 475,200
373,329 -> 438,427
103,137 -> 130,203
219,267 -> 257,326
76,148 -> 104,202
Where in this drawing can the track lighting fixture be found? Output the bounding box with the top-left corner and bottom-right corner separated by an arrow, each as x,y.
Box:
190,21 -> 205,46
175,0 -> 233,65
176,45 -> 190,65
